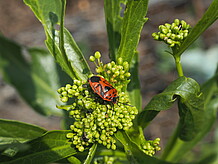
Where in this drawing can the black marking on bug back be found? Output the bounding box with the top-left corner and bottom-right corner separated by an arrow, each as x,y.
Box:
90,76 -> 101,82
99,85 -> 105,97
104,86 -> 112,93
94,83 -> 101,92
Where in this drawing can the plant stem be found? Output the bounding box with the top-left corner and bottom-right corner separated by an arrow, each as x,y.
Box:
84,143 -> 98,164
160,121 -> 181,161
174,56 -> 184,77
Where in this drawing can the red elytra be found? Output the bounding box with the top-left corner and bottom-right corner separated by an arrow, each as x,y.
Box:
88,76 -> 118,104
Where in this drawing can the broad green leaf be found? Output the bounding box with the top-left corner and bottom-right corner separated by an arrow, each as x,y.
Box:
24,0 -> 91,81
138,76 -> 204,141
174,0 -> 218,57
0,130 -> 77,164
0,119 -> 46,145
161,70 -> 218,162
177,94 -> 204,141
116,0 -> 148,63
115,131 -> 172,164
104,0 -> 126,60
127,53 -> 142,111
161,98 -> 218,162
0,36 -> 67,116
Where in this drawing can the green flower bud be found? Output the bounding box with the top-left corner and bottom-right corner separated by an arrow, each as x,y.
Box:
100,134 -> 106,141
96,67 -> 103,73
184,32 -> 188,38
123,61 -> 129,71
78,146 -> 85,152
61,96 -> 68,102
103,141 -> 107,146
77,100 -> 83,106
111,144 -> 116,150
66,133 -> 74,138
181,20 -> 187,28
106,144 -> 111,149
89,55 -> 95,62
159,33 -> 166,40
67,89 -> 74,95
160,26 -> 168,34
65,84 -> 72,90
171,22 -> 176,30
61,91 -> 68,97
72,85 -> 77,89
114,71 -> 120,76
164,23 -> 171,29
152,33 -> 159,40
84,90 -> 89,95
94,132 -> 100,138
170,34 -> 176,40
57,87 -> 64,94
78,86 -> 83,91
158,25 -> 164,31
106,63 -> 112,70
110,61 -> 115,66
119,75 -> 125,80
111,67 -> 116,73
72,140 -> 78,145
167,39 -> 173,44
120,70 -> 125,75
174,18 -> 180,26
169,43 -> 175,47
173,26 -> 179,33
117,57 -> 123,65
74,92 -> 80,97
94,51 -> 101,59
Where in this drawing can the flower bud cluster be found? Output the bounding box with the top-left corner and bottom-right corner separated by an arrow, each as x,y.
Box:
93,156 -> 115,164
152,19 -> 191,48
141,138 -> 161,156
57,54 -> 138,152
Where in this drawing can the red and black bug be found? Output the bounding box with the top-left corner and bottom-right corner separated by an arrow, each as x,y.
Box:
88,76 -> 118,104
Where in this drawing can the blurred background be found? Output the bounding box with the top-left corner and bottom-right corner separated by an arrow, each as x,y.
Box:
0,0 -> 217,155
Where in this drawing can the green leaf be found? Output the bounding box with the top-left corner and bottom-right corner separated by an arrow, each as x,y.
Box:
116,0 -> 148,63
161,70 -> 218,162
138,76 -> 204,141
161,97 -> 218,162
115,131 -> 172,164
0,36 -> 68,116
201,67 -> 218,104
174,0 -> 218,57
197,127 -> 218,164
0,130 -> 77,164
0,119 -> 46,145
127,53 -> 142,111
23,0 -> 91,80
104,0 -> 126,60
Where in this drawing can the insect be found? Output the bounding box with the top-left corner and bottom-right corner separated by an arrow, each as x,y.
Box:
88,76 -> 118,104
